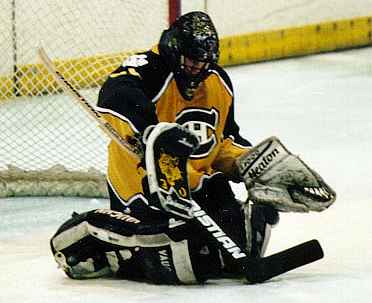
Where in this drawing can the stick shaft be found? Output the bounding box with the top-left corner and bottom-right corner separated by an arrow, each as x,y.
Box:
38,47 -> 141,159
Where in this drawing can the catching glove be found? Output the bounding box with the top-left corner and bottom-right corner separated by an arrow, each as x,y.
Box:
236,137 -> 336,212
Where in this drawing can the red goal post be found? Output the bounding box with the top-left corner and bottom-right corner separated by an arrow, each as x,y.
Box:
169,0 -> 181,24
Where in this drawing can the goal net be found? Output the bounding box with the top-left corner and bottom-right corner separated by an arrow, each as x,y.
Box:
0,0 -> 174,197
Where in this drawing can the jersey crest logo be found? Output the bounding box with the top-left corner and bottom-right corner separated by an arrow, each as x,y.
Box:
176,108 -> 219,158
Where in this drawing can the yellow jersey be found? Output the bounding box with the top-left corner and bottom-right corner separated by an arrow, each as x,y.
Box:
97,47 -> 251,209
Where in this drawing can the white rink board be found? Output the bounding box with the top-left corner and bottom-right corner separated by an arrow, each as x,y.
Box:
183,0 -> 372,36
2,0 -> 372,67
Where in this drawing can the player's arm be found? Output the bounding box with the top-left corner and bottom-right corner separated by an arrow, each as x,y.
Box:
212,102 -> 252,181
96,53 -> 159,150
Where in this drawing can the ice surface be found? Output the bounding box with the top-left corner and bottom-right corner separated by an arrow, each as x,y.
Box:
1,47 -> 371,302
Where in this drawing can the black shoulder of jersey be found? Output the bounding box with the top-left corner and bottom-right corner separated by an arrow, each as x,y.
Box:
124,50 -> 172,101
97,50 -> 166,132
207,63 -> 234,95
103,49 -> 172,101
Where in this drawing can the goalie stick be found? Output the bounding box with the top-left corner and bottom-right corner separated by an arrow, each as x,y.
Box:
38,47 -> 324,283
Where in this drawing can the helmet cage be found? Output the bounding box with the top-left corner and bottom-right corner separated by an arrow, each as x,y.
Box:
174,55 -> 211,100
159,11 -> 219,100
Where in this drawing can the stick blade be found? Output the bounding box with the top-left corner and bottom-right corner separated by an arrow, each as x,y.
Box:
245,239 -> 324,283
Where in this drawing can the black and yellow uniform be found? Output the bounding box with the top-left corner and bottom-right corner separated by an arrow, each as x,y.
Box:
50,12 -> 282,286
97,46 -> 251,214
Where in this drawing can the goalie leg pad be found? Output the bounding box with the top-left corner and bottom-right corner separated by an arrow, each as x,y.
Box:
51,210 -> 222,284
244,203 -> 279,258
51,209 -> 146,280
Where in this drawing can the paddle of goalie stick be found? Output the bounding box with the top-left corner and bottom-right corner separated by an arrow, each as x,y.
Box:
38,47 -> 324,283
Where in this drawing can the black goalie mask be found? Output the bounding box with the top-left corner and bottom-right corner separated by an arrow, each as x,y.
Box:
159,11 -> 219,100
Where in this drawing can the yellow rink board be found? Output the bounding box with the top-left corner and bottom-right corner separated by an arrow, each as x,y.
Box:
1,15 -> 372,100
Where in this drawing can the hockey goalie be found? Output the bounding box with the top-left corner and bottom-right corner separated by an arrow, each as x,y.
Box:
50,11 -> 336,285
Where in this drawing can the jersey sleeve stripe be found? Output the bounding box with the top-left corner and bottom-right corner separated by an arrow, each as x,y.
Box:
152,72 -> 174,103
228,135 -> 252,148
95,105 -> 140,134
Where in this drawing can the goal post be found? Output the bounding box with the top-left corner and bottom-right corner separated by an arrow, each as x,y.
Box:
0,0 -> 181,198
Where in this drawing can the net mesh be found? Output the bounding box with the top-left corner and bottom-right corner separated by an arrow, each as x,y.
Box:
0,0 -> 169,197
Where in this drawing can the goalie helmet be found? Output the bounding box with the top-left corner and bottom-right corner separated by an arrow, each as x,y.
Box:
159,11 -> 219,100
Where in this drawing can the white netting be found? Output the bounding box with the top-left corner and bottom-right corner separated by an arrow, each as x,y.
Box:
0,0 -> 169,196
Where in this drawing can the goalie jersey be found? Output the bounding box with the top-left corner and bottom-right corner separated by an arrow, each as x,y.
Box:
97,46 -> 251,210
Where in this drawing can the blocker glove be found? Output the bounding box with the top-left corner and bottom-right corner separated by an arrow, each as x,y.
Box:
144,122 -> 200,220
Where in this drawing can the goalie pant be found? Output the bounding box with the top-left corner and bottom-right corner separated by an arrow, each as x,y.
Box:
50,208 -> 226,284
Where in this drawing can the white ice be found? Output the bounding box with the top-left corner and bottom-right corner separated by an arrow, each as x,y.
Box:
1,47 -> 371,303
